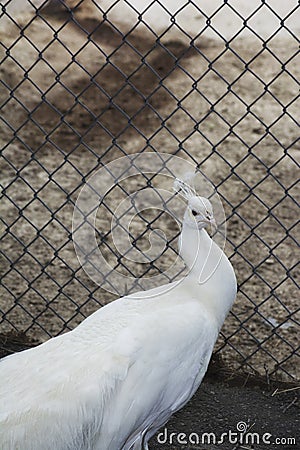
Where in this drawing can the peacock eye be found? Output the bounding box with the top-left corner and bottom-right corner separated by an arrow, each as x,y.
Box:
192,210 -> 197,216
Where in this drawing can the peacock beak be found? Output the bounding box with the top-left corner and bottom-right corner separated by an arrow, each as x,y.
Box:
198,217 -> 217,231
210,217 -> 217,231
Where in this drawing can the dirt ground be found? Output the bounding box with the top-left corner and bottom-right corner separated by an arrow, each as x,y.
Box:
0,0 -> 299,383
149,353 -> 300,450
150,376 -> 299,450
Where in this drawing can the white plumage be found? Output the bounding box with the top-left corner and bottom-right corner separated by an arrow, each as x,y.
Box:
0,179 -> 237,450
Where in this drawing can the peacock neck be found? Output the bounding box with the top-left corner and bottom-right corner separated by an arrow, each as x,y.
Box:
179,223 -> 237,325
179,224 -> 219,278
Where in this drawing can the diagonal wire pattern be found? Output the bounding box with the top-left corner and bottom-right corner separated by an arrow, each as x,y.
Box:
0,0 -> 299,380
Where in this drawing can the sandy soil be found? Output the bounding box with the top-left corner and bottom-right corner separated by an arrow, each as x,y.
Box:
0,1 -> 299,381
4,1 -> 300,39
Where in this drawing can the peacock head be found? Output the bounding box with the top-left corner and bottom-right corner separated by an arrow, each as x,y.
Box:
186,195 -> 216,230
174,178 -> 217,231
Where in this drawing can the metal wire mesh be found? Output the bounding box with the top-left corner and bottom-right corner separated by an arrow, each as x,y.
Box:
0,0 -> 299,380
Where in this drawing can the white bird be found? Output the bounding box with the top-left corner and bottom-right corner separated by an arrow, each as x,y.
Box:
0,178 -> 237,450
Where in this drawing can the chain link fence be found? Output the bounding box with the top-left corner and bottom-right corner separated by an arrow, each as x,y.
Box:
0,0 -> 299,381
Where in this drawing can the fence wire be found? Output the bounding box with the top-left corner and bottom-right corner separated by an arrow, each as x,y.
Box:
0,0 -> 299,380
